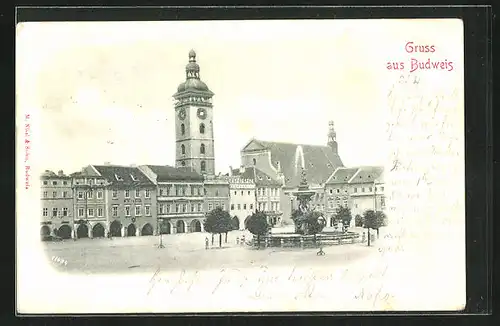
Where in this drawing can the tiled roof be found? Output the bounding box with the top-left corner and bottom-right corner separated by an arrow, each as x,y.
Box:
92,165 -> 155,187
231,167 -> 281,187
349,166 -> 384,184
41,170 -> 71,179
248,139 -> 344,188
326,167 -> 359,185
145,165 -> 203,182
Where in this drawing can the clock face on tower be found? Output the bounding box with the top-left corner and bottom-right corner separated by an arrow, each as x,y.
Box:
178,108 -> 186,120
197,107 -> 207,120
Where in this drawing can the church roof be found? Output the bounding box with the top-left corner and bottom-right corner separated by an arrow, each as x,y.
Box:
242,139 -> 344,188
231,167 -> 282,187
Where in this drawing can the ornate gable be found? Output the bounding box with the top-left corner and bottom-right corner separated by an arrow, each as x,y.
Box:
241,139 -> 268,152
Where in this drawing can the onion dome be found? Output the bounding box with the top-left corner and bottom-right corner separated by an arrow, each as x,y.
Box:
175,49 -> 213,95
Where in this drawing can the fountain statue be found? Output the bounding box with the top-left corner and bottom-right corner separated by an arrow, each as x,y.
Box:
291,168 -> 318,235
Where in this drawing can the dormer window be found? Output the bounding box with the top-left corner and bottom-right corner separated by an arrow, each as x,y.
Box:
130,174 -> 138,182
115,174 -> 123,181
267,176 -> 271,180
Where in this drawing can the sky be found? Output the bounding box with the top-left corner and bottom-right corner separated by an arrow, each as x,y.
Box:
16,19 -> 461,175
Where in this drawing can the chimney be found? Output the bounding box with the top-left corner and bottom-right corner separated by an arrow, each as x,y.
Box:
57,170 -> 64,176
239,165 -> 245,174
104,161 -> 111,165
229,166 -> 233,176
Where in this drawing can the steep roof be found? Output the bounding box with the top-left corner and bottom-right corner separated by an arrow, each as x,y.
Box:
92,165 -> 155,187
231,167 -> 281,187
325,167 -> 359,185
145,165 -> 203,182
243,139 -> 344,188
349,166 -> 384,184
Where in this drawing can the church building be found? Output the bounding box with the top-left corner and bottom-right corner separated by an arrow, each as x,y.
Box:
240,121 -> 344,223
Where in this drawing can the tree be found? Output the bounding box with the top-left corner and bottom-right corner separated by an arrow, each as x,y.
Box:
362,209 -> 384,246
306,211 -> 326,244
203,207 -> 233,248
246,211 -> 269,248
374,211 -> 387,238
335,206 -> 352,232
354,214 -> 363,227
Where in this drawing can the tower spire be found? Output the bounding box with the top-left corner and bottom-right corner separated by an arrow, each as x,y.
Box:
186,49 -> 200,80
328,120 -> 338,153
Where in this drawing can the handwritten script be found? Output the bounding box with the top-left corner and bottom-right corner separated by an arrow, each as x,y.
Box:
24,114 -> 31,190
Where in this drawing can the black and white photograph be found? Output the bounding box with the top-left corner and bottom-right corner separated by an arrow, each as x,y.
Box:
16,18 -> 465,313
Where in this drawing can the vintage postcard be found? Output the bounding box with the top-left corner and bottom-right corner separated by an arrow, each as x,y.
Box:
16,19 -> 465,313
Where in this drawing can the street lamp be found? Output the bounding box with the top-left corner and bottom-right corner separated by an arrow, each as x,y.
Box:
157,217 -> 164,248
317,215 -> 326,256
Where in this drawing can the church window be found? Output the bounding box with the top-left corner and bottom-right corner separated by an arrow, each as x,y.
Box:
181,124 -> 185,135
200,144 -> 205,154
181,144 -> 185,154
253,158 -> 256,165
199,123 -> 205,134
201,161 -> 206,172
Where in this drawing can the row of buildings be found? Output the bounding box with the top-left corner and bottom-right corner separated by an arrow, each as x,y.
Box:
40,49 -> 385,239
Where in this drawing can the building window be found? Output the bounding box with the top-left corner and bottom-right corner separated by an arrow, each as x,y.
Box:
381,186 -> 385,191
52,181 -> 57,186
112,206 -> 118,217
63,191 -> 68,198
181,144 -> 185,155
182,204 -> 187,213
145,189 -> 150,198
175,204 -> 180,213
159,204 -> 164,214
52,191 -> 57,198
208,203 -> 213,211
336,189 -> 340,193
87,191 -> 93,199
200,144 -> 205,154
135,205 -> 141,216
78,208 -> 84,217
231,204 -> 234,210
240,190 -> 243,196
253,158 -> 256,165
222,203 -> 226,210
63,208 -> 68,217
243,204 -> 247,209
125,206 -> 131,216
369,187 -> 372,192
237,204 -> 241,210
125,190 -> 130,198
343,200 -> 348,207
43,181 -> 48,185
181,123 -> 185,135
250,204 -> 253,210
201,161 -> 206,172
181,161 -> 186,166
361,188 -> 365,192
88,208 -> 94,217
112,190 -> 118,198
43,191 -> 48,198
42,208 -> 48,217
159,189 -> 164,196
215,202 -> 220,208
329,189 -> 333,194
97,208 -> 103,217
215,190 -> 219,197
63,181 -> 68,185
166,204 -> 171,213
191,204 -> 195,212
199,123 -> 205,134
134,189 -> 140,198
198,203 -> 202,212
248,191 -> 251,195
145,205 -> 151,216
97,191 -> 103,199
354,188 -> 357,193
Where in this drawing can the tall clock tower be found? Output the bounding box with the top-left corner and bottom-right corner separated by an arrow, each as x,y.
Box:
173,50 -> 215,175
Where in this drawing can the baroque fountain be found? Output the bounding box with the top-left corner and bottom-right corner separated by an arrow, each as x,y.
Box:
255,167 -> 360,249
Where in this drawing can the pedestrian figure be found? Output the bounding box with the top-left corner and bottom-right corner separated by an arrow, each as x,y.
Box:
205,237 -> 209,250
236,237 -> 240,245
362,232 -> 366,243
